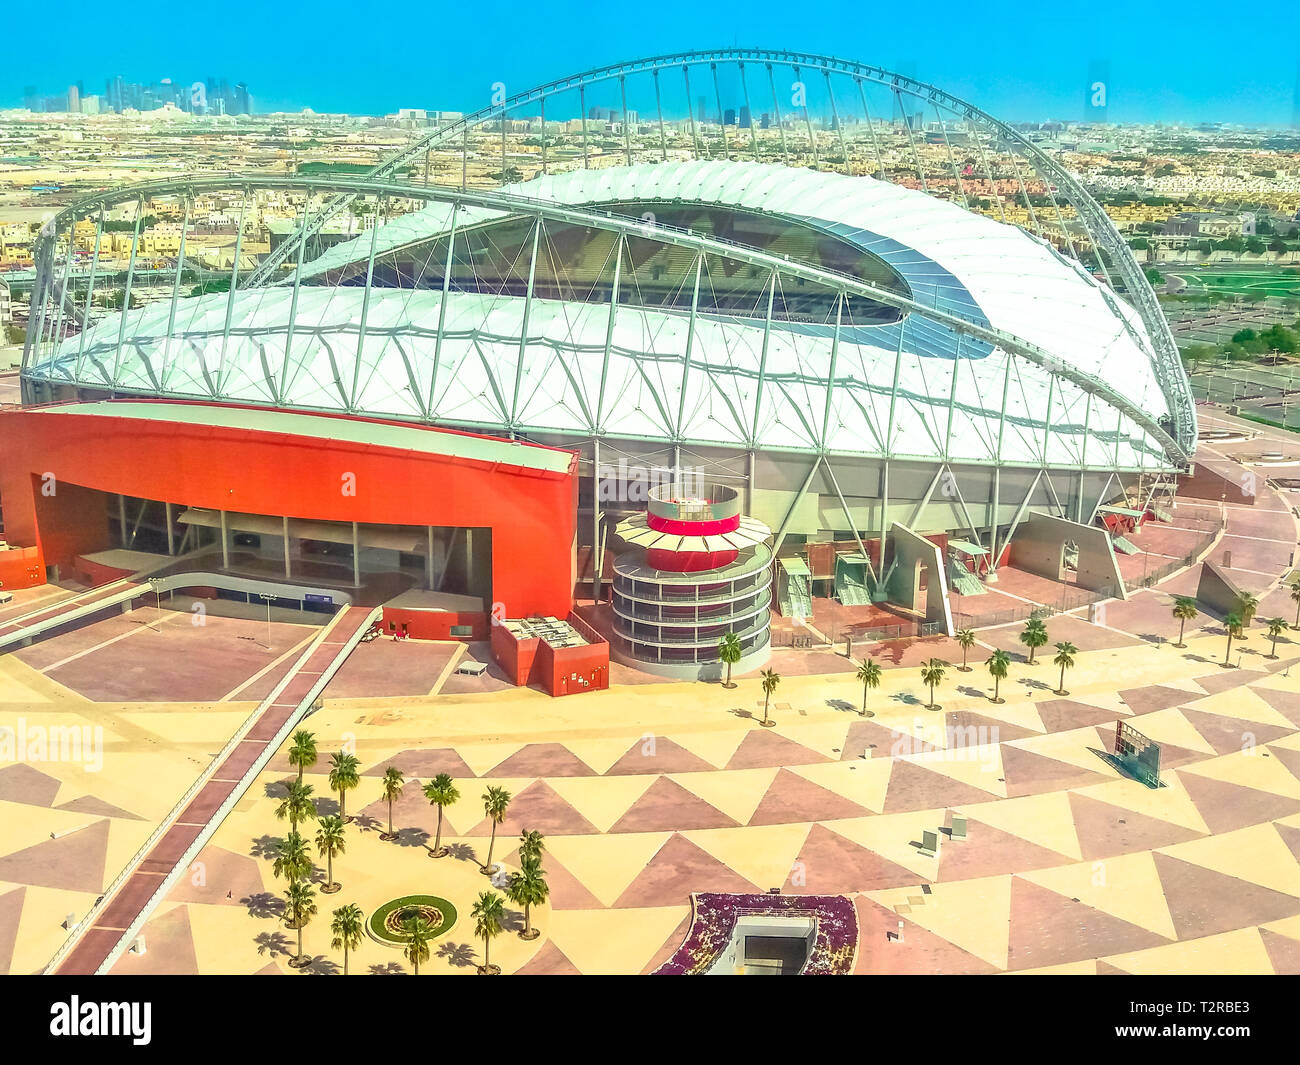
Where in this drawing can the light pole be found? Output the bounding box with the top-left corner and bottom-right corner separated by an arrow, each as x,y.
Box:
148,577 -> 163,634
259,593 -> 274,644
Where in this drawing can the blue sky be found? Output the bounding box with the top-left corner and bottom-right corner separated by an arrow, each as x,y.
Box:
7,1 -> 1300,125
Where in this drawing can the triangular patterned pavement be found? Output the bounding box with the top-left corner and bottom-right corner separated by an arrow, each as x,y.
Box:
1067,793 -> 1204,861
937,819 -> 1076,882
487,743 -> 595,778
1192,668 -> 1270,697
112,904 -> 199,975
608,778 -> 740,833
360,748 -> 475,778
1005,877 -> 1170,971
603,737 -> 716,776
54,795 -> 145,821
0,819 -> 109,892
748,768 -> 871,825
0,763 -> 62,807
466,780 -> 598,837
1036,699 -> 1130,734
1153,851 -> 1300,941
944,709 -> 1040,744
852,896 -> 999,975
840,719 -> 942,760
1275,821 -> 1300,864
999,744 -> 1115,798
0,887 -> 24,975
882,759 -> 999,813
515,941 -> 582,975
1260,928 -> 1300,975
1179,707 -> 1296,756
725,730 -> 830,770
784,823 -> 919,894
1119,684 -> 1199,715
1178,772 -> 1300,836
641,912 -> 692,974
1250,687 -> 1300,728
613,833 -> 757,907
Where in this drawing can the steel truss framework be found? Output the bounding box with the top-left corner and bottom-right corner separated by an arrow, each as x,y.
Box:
23,176 -> 1182,466
239,47 -> 1195,459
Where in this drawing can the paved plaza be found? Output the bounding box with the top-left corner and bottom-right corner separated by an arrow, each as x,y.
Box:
2,429 -> 1300,974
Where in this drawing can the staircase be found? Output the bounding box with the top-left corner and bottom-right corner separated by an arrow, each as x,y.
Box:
781,572 -> 813,618
1111,536 -> 1140,555
947,561 -> 985,597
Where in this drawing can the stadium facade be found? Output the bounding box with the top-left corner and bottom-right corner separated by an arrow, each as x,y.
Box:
3,50 -> 1195,662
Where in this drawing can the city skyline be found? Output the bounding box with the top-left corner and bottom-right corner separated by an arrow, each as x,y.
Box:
5,1 -> 1300,124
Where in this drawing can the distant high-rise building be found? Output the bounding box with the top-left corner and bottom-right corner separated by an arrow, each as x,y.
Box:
697,96 -> 706,123
724,108 -> 736,126
67,85 -> 80,113
22,86 -> 39,111
739,106 -> 751,129
233,83 -> 251,115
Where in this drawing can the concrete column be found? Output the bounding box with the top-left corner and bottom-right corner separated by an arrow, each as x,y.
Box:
118,494 -> 128,546
219,510 -> 229,569
283,515 -> 292,579
351,522 -> 361,587
427,526 -> 435,590
165,501 -> 175,556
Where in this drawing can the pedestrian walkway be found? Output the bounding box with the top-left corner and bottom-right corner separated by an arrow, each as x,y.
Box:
46,604 -> 380,974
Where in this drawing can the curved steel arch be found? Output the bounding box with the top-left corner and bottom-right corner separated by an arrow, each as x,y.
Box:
24,174 -> 1183,463
238,47 -> 1194,457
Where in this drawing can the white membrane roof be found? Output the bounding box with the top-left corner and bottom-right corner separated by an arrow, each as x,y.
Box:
28,161 -> 1178,471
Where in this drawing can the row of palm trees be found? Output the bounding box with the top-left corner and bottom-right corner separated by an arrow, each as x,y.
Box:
1170,588 -> 1293,665
272,731 -> 551,973
848,625 -> 1079,716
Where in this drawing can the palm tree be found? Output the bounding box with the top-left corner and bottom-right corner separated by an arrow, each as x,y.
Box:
855,658 -> 882,717
920,658 -> 946,710
518,829 -> 545,865
379,767 -> 404,840
330,903 -> 363,975
1223,611 -> 1243,667
956,628 -> 976,671
1290,578 -> 1300,628
422,774 -> 459,858
1020,617 -> 1049,664
480,786 -> 512,874
275,780 -> 318,835
288,729 -> 317,783
985,649 -> 1011,703
717,631 -> 742,687
471,891 -> 506,974
508,855 -> 549,941
403,915 -> 433,975
1235,592 -> 1259,636
759,667 -> 780,727
1052,641 -> 1078,696
284,880 -> 317,968
1266,616 -> 1287,659
1171,596 -> 1198,648
315,815 -> 345,893
273,830 -> 313,885
328,751 -> 360,822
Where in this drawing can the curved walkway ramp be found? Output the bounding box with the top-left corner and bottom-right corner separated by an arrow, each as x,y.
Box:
44,603 -> 380,975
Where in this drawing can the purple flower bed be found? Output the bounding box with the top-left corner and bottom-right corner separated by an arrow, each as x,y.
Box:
654,892 -> 858,975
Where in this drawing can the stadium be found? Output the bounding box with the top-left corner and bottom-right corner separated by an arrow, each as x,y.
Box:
4,49 -> 1198,679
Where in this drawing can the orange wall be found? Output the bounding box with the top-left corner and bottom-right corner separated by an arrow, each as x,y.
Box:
0,404 -> 578,616
380,606 -> 488,641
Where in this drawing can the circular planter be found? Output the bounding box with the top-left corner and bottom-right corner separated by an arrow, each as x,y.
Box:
366,895 -> 458,947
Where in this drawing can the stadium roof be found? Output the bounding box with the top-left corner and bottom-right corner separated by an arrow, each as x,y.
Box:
27,161 -> 1181,471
